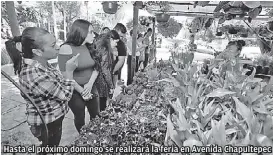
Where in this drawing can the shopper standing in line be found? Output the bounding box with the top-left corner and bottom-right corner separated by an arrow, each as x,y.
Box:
113,23 -> 127,83
5,27 -> 84,147
58,19 -> 100,133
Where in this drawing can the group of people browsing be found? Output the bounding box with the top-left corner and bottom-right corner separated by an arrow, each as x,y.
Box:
5,19 -> 153,148
126,28 -> 154,84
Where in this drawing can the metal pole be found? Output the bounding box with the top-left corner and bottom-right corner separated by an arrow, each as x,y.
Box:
131,5 -> 139,82
151,17 -> 156,63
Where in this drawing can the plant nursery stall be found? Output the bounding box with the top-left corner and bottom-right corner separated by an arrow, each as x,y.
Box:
75,1 -> 273,154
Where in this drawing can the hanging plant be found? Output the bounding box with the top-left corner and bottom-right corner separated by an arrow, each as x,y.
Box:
228,27 -> 238,34
157,18 -> 182,38
150,2 -> 172,23
156,13 -> 170,23
197,1 -> 210,7
102,1 -> 118,14
134,1 -> 144,9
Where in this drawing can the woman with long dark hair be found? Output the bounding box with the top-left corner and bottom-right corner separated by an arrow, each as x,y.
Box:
109,30 -> 126,86
58,19 -> 100,133
94,34 -> 114,111
5,27 -> 82,146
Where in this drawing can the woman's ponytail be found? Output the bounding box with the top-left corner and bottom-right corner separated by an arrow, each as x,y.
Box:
5,36 -> 23,75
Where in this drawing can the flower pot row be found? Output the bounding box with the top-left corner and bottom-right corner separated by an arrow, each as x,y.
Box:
243,64 -> 273,76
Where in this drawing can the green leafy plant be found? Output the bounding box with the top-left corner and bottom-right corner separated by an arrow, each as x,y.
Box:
157,18 -> 182,38
159,58 -> 273,147
145,1 -> 172,13
69,56 -> 273,151
254,54 -> 273,67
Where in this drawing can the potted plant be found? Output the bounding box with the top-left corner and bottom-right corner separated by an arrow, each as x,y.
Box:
269,61 -> 273,75
240,33 -> 248,38
155,2 -> 172,23
134,1 -> 144,9
102,1 -> 118,14
254,54 -> 272,75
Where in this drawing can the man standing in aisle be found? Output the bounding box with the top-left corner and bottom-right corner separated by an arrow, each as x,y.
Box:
113,23 -> 127,85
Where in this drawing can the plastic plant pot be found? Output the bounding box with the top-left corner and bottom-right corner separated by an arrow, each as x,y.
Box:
134,1 -> 144,9
102,2 -> 118,14
240,33 -> 248,38
156,13 -> 170,23
228,27 -> 238,34
263,66 -> 269,75
216,31 -> 223,36
256,66 -> 263,74
243,64 -> 249,69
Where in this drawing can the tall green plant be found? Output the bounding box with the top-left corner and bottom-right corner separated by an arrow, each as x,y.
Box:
159,58 -> 273,148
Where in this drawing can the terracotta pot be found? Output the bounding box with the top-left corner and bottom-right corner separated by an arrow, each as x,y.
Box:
102,2 -> 118,14
156,13 -> 170,23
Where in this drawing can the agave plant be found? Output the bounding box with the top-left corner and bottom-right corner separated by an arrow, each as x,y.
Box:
159,57 -> 273,150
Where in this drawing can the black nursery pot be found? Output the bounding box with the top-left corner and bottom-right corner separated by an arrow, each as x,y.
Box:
243,64 -> 249,69
263,67 -> 269,75
240,33 -> 248,38
216,32 -> 223,36
256,66 -> 263,74
245,65 -> 254,76
102,2 -> 118,14
228,28 -> 238,34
